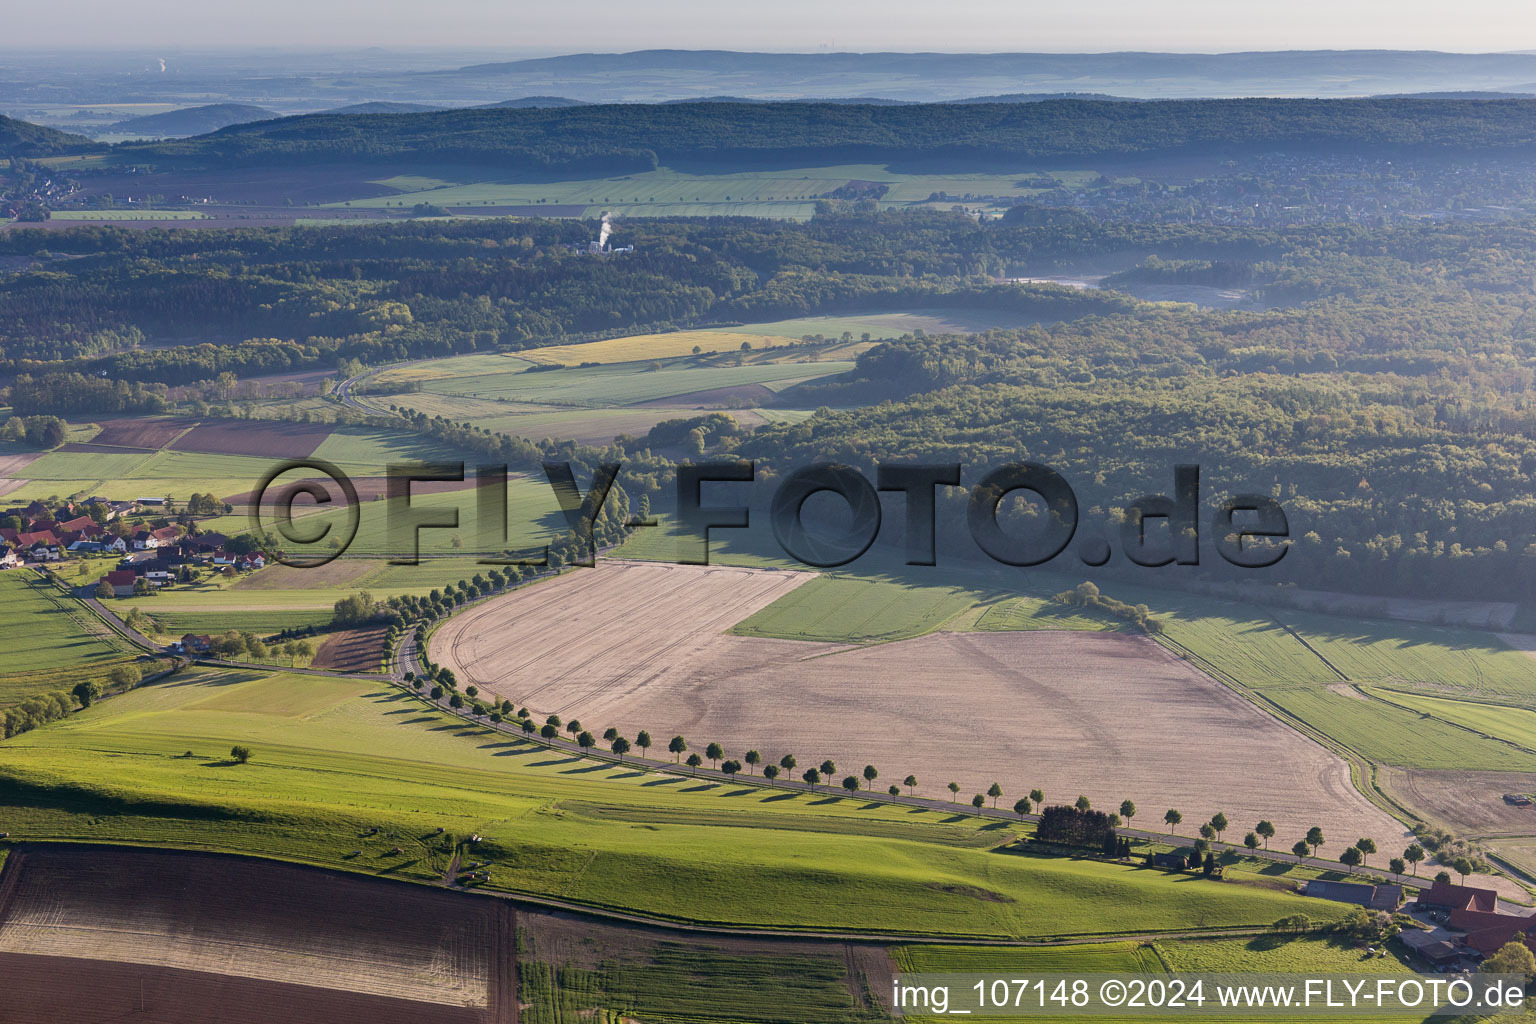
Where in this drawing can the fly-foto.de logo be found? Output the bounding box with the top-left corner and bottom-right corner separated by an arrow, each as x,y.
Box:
250,460 -> 1290,570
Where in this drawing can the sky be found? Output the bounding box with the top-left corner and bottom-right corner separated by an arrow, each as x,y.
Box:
4,0 -> 1536,52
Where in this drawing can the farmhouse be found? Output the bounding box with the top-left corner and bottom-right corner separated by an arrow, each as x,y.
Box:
179,634 -> 212,654
101,570 -> 137,598
1418,879 -> 1499,915
1303,879 -> 1404,911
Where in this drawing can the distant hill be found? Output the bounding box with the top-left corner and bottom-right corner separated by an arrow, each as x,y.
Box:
108,103 -> 278,138
436,49 -> 1536,101
117,97 -> 1536,176
477,96 -> 589,108
0,115 -> 93,158
947,92 -> 1139,104
318,101 -> 442,115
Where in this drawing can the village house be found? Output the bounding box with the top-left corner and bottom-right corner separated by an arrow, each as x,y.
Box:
101,569 -> 138,598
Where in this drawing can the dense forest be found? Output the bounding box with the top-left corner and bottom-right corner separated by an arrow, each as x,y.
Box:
112,99 -> 1536,172
8,203 -> 1536,598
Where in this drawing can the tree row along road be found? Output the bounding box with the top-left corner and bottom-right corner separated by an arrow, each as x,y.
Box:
75,588 -> 1506,937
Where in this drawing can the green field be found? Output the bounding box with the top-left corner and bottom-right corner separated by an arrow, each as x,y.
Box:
0,571 -> 139,707
894,937 -> 1422,1024
328,164 -> 1101,220
8,448 -> 275,504
0,665 -> 1350,939
407,357 -> 853,408
1366,687 -> 1536,752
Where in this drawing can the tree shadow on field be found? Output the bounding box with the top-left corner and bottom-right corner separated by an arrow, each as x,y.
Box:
941,814 -> 970,823
608,771 -> 647,780
199,759 -> 242,768
681,783 -> 719,793
809,797 -> 845,806
907,807 -> 929,815
642,776 -> 685,787
720,788 -> 754,798
979,820 -> 1011,831
858,802 -> 884,811
398,716 -> 438,725
478,741 -> 521,751
530,757 -> 581,767
361,691 -> 394,699
761,792 -> 798,803
562,763 -> 610,775
1258,861 -> 1297,876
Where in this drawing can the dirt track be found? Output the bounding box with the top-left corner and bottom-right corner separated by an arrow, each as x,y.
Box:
434,561 -> 1407,852
0,845 -> 516,1022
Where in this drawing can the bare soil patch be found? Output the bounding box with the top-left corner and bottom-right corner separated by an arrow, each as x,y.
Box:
312,624 -> 390,673
172,419 -> 334,459
0,845 -> 514,1018
434,561 -> 1406,853
1381,767 -> 1536,836
88,416 -> 196,449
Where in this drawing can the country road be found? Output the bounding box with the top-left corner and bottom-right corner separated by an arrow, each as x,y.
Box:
71,578 -> 1528,945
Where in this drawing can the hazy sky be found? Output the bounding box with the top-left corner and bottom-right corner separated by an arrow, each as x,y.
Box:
5,0 -> 1536,52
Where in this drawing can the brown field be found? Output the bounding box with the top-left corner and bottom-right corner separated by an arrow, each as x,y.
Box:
433,561 -> 1407,852
1380,767 -> 1536,836
87,415 -> 198,449
172,419 -> 334,459
312,624 -> 390,672
0,845 -> 515,1022
0,453 -> 38,498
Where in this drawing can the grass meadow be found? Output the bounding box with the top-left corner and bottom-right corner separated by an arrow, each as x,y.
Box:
0,571 -> 139,707
0,665 -> 1349,939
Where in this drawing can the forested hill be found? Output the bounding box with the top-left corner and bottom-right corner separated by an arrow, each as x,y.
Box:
117,98 -> 1536,173
0,116 -> 93,159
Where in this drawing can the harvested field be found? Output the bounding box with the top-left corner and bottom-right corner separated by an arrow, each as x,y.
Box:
0,845 -> 515,1021
0,452 -> 38,498
172,419 -> 333,459
312,624 -> 390,672
85,415 -> 196,449
1381,767 -> 1536,836
433,561 -> 1407,852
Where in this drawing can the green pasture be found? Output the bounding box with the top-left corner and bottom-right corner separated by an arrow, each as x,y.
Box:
1366,687 -> 1536,752
0,665 -> 1350,939
412,358 -> 853,407
335,164 -> 1091,220
894,937 -> 1421,1024
0,571 -> 138,707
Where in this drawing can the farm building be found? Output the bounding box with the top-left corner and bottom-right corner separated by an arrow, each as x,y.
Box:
1399,928 -> 1464,966
1303,880 -> 1404,911
1418,879 -> 1499,915
1151,852 -> 1189,870
179,634 -> 213,654
101,570 -> 137,598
